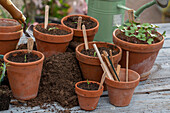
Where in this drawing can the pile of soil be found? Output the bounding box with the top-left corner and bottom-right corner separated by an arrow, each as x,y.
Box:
63,16 -> 97,29
78,82 -> 99,90
0,85 -> 11,111
26,52 -> 82,108
81,47 -> 119,57
36,25 -> 70,35
7,52 -> 40,63
116,30 -> 161,44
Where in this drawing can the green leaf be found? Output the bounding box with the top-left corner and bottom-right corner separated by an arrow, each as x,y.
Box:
94,52 -> 97,57
141,23 -> 150,28
118,25 -> 124,30
147,38 -> 154,44
87,79 -> 90,85
162,31 -> 166,37
125,31 -> 130,36
125,22 -> 132,27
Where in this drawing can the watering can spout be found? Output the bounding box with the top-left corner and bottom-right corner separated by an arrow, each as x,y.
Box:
0,0 -> 26,24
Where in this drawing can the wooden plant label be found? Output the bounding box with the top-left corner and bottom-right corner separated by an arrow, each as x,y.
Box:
77,16 -> 82,30
44,5 -> 49,29
128,9 -> 135,23
82,25 -> 89,50
27,38 -> 34,53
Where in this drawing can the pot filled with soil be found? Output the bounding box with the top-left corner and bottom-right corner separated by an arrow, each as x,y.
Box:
105,68 -> 140,107
33,23 -> 73,57
0,85 -> 11,111
113,23 -> 164,81
75,80 -> 103,111
0,29 -> 22,55
76,41 -> 122,83
61,14 -> 99,42
3,49 -> 44,100
0,18 -> 21,33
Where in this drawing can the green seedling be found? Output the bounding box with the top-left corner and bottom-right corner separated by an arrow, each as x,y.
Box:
94,52 -> 97,57
117,22 -> 166,44
87,79 -> 90,89
48,27 -> 59,31
0,62 -> 9,85
24,55 -> 27,63
73,22 -> 78,24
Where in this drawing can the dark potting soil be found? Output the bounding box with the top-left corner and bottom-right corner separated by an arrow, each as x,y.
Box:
17,42 -> 37,50
116,31 -> 162,44
63,16 -> 97,29
78,82 -> 99,90
81,47 -> 119,57
0,85 -> 11,111
7,52 -> 40,63
36,25 -> 70,35
26,52 -> 82,108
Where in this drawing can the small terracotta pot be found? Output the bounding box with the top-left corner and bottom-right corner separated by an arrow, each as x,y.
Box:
33,23 -> 73,57
0,30 -> 22,55
75,80 -> 103,111
105,68 -> 140,107
113,29 -> 164,81
3,50 -> 44,100
76,41 -> 122,82
0,18 -> 21,33
61,14 -> 99,42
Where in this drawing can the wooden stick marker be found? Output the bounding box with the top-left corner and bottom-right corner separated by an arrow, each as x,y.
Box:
93,44 -> 114,80
128,9 -> 135,23
126,51 -> 129,82
82,25 -> 89,50
98,71 -> 106,90
44,5 -> 49,29
116,64 -> 121,80
27,38 -> 34,53
77,16 -> 82,30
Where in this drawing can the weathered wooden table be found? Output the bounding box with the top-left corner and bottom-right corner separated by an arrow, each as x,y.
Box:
2,23 -> 170,113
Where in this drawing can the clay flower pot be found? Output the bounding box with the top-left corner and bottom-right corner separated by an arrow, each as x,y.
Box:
0,29 -> 22,55
33,23 -> 73,57
61,14 -> 99,42
113,29 -> 164,81
3,49 -> 44,100
105,68 -> 140,107
75,80 -> 103,111
0,18 -> 21,33
76,41 -> 122,82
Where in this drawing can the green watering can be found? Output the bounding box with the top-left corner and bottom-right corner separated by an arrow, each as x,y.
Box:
87,0 -> 169,43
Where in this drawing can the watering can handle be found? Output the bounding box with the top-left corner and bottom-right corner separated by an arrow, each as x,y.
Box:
0,0 -> 26,24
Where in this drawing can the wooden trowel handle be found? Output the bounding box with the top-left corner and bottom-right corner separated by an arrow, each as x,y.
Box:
0,0 -> 26,24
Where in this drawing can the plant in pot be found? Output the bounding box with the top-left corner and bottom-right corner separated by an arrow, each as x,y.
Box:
61,14 -> 99,42
76,41 -> 122,84
3,49 -> 44,100
0,18 -> 22,55
75,80 -> 104,111
0,60 -> 11,111
113,22 -> 165,81
33,23 -> 73,57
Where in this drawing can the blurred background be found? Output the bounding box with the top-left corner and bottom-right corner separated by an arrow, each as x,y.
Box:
0,0 -> 170,24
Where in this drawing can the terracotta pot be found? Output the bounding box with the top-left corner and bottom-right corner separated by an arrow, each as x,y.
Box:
75,80 -> 103,111
76,41 -> 122,82
105,68 -> 140,107
33,23 -> 73,57
3,50 -> 44,100
0,18 -> 21,33
0,29 -> 22,55
61,14 -> 99,42
113,29 -> 164,81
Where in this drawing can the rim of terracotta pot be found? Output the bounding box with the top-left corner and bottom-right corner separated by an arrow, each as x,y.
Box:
105,68 -> 140,89
76,41 -> 122,65
61,14 -> 99,36
33,23 -> 73,43
113,29 -> 164,53
0,18 -> 21,32
75,80 -> 103,98
4,49 -> 44,66
0,29 -> 23,40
